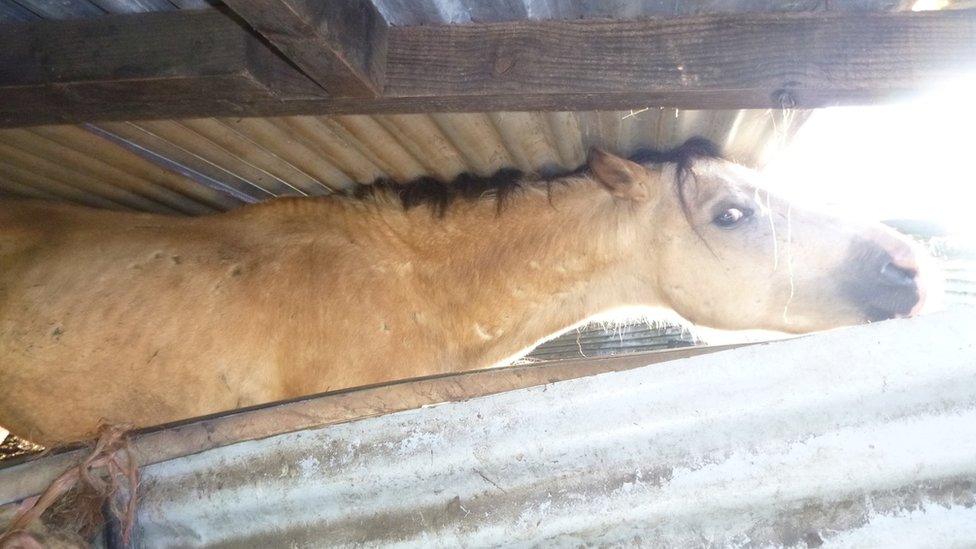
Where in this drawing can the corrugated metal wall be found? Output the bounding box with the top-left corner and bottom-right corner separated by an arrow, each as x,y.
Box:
106,311 -> 976,546
0,110 -> 808,214
0,124 -> 235,214
932,236 -> 976,307
528,323 -> 696,361
5,311 -> 974,546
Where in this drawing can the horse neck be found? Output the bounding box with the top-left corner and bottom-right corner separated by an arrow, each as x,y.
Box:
397,179 -> 659,366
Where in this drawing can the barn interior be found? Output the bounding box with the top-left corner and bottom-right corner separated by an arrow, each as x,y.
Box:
4,0 -> 976,357
2,0 -> 976,545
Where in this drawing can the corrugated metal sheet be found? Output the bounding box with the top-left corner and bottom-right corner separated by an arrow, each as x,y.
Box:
528,323 -> 696,361
0,124 -> 236,213
26,310 -> 971,546
0,345 -> 736,498
887,221 -> 976,308
944,258 -> 976,305
0,0 -> 211,21
931,237 -> 976,307
0,110 -> 809,213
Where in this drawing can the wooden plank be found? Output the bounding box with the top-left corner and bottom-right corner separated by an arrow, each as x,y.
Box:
371,0 -> 907,25
1,9 -> 975,125
384,10 -> 976,99
222,0 -> 388,96
0,9 -> 323,125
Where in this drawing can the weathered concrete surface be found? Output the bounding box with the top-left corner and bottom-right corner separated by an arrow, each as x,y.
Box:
121,310 -> 976,547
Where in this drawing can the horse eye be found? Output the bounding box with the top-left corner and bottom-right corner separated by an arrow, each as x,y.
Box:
714,207 -> 749,228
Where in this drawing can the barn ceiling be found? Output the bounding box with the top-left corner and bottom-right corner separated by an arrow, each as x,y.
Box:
0,0 -> 965,214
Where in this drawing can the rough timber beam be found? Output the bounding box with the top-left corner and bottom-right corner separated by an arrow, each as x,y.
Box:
1,9 -> 975,127
0,9 -> 325,127
221,0 -> 388,97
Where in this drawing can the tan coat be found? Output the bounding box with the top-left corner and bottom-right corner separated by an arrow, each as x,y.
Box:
0,151 -> 926,444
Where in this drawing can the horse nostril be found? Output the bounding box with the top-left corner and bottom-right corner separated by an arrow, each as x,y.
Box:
880,261 -> 917,287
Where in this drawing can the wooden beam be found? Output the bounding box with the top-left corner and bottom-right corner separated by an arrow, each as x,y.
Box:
222,0 -> 388,96
385,9 -> 976,100
1,9 -> 975,126
0,9 -> 324,125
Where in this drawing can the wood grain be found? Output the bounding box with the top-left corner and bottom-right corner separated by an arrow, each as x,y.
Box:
385,10 -> 976,98
222,0 -> 388,96
370,0 -> 907,25
0,9 -> 323,124
1,9 -> 974,126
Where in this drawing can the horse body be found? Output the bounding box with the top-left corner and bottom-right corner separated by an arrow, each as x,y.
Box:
0,141 -> 927,444
0,183 -> 638,443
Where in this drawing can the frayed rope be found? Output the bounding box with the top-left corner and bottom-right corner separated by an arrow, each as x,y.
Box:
0,425 -> 139,548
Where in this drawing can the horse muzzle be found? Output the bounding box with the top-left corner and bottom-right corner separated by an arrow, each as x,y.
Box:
843,228 -> 929,321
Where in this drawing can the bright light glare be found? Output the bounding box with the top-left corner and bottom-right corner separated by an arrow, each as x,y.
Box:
911,0 -> 949,10
762,75 -> 976,234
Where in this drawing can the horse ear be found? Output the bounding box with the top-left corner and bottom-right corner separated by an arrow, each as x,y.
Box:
588,148 -> 655,202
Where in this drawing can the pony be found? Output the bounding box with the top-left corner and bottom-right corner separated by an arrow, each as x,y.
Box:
0,138 -> 927,445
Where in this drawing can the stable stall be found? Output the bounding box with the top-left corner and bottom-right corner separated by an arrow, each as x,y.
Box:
1,0 -> 975,546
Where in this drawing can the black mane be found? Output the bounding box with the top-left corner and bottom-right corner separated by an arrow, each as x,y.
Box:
352,137 -> 722,216
628,137 -> 722,178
